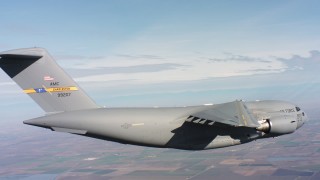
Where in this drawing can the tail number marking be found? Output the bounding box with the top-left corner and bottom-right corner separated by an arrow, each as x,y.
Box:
58,93 -> 71,97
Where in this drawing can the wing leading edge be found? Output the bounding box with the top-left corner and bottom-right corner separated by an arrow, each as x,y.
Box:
188,100 -> 260,128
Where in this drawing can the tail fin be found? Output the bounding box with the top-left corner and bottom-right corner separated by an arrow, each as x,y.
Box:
0,48 -> 99,113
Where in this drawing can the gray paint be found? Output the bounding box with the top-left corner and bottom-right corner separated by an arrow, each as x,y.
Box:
0,48 -> 308,150
0,48 -> 99,113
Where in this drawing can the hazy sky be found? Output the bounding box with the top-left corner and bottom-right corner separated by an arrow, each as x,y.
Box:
0,0 -> 319,117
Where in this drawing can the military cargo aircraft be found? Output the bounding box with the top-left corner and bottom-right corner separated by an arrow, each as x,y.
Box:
0,48 -> 307,150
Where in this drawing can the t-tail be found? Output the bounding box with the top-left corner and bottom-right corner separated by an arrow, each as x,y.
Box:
0,48 -> 99,113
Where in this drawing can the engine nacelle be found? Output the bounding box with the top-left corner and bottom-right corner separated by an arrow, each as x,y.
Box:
257,115 -> 297,134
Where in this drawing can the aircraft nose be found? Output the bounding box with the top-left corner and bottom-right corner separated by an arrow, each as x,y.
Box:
303,111 -> 308,123
297,111 -> 308,129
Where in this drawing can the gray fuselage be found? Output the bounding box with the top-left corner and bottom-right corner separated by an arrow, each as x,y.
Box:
24,100 -> 307,150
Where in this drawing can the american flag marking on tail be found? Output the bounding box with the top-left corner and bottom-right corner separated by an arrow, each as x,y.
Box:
44,76 -> 54,81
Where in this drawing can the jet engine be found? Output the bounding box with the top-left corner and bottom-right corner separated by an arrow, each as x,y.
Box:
257,115 -> 297,134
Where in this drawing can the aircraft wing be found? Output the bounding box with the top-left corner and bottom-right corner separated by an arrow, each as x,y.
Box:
187,100 -> 260,128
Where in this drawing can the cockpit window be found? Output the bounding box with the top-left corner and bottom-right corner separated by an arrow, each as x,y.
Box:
296,107 -> 301,112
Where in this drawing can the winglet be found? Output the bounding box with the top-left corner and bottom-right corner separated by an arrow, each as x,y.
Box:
189,100 -> 260,128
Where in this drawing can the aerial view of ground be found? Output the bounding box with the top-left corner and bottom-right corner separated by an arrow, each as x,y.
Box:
0,112 -> 319,180
1,1 -> 320,179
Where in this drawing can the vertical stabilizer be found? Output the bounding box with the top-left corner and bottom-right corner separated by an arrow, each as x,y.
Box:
0,48 -> 99,113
